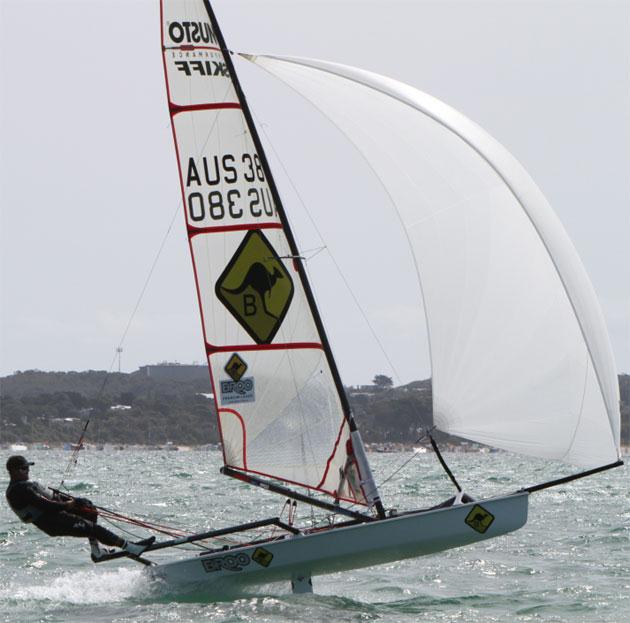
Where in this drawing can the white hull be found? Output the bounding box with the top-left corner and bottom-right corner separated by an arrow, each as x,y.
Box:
149,492 -> 528,592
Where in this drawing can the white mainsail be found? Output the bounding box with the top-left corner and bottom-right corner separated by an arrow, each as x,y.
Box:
160,1 -> 379,506
245,54 -> 621,468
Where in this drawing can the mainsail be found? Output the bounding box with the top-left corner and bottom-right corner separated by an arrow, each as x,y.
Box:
244,54 -> 621,469
160,1 -> 381,508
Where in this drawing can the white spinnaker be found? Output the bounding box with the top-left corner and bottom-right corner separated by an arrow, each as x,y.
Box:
161,1 -> 364,503
246,54 -> 621,468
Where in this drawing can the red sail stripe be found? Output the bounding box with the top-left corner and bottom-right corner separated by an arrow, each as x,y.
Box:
317,418 -> 348,489
187,222 -> 283,237
169,102 -> 241,116
163,45 -> 221,52
206,356 -> 227,466
228,464 -> 367,507
206,342 -> 323,355
218,408 -> 248,469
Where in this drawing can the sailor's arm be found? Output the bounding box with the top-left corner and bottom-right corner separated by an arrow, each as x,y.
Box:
18,482 -> 74,513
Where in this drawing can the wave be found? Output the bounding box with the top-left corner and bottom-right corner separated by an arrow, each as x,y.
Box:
0,567 -> 151,605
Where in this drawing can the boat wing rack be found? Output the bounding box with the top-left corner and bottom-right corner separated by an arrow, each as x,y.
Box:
92,517 -> 300,565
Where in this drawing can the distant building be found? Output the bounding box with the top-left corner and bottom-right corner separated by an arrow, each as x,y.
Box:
137,363 -> 209,382
350,385 -> 378,394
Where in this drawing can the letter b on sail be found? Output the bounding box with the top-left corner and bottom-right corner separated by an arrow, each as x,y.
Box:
216,230 -> 294,344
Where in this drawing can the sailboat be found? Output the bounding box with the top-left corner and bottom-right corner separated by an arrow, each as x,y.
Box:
94,0 -> 622,593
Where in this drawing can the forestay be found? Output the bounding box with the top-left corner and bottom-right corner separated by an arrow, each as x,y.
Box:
245,54 -> 621,468
160,1 -> 375,505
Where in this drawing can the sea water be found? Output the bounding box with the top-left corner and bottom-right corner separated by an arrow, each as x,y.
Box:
0,449 -> 627,622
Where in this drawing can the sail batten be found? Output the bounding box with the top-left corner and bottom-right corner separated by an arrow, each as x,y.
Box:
161,0 -> 381,507
246,53 -> 621,468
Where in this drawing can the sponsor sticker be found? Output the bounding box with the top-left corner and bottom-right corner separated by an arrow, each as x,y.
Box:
225,353 -> 248,382
220,377 -> 255,405
252,547 -> 274,568
464,505 -> 495,534
167,21 -> 217,45
201,552 -> 250,573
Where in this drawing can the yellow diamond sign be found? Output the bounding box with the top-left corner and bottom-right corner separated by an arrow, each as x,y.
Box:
224,353 -> 248,382
464,505 -> 495,534
216,231 -> 294,344
252,547 -> 274,568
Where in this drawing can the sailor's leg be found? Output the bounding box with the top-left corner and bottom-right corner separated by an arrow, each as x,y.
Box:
89,538 -> 106,559
35,512 -> 124,547
291,572 -> 313,594
91,524 -> 124,547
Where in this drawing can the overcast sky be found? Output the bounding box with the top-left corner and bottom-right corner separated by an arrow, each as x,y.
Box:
1,0 -> 628,385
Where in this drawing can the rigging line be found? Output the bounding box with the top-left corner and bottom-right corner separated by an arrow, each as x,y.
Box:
98,514 -> 213,550
304,246 -> 327,261
97,510 -> 235,548
193,81 -> 234,162
95,502 -> 243,546
59,420 -> 90,489
337,429 -> 433,513
114,202 -> 182,359
276,246 -> 327,261
96,509 -> 190,537
308,428 -> 433,521
49,494 -> 193,537
301,246 -> 327,261
59,200 -> 182,488
254,499 -> 291,542
253,114 -> 403,385
99,515 -> 145,541
64,90 -> 235,488
372,429 -> 432,491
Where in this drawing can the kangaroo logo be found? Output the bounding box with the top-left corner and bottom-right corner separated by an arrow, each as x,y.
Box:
216,230 -> 294,344
222,263 -> 284,319
224,353 -> 248,382
464,505 -> 495,534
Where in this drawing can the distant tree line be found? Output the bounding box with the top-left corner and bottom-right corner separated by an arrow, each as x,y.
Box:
1,370 -> 628,446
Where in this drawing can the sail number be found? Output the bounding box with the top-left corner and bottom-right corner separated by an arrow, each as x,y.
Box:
184,153 -> 276,222
187,187 -> 275,221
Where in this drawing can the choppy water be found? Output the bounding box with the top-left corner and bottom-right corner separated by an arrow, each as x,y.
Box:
0,449 -> 627,622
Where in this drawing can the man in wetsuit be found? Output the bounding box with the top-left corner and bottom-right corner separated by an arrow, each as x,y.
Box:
5,455 -> 154,561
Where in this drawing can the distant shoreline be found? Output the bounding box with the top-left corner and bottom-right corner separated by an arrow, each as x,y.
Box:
3,442 -> 629,457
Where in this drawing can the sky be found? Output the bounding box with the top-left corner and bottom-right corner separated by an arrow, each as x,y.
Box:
1,0 -> 628,386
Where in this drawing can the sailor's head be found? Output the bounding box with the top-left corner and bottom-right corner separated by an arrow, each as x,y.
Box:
6,455 -> 34,477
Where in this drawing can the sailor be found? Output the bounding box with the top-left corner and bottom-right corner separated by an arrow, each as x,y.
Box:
5,455 -> 154,561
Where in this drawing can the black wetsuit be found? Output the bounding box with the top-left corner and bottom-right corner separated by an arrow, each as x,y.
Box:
5,480 -> 121,547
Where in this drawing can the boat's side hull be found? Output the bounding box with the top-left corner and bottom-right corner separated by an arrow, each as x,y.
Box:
149,492 -> 528,588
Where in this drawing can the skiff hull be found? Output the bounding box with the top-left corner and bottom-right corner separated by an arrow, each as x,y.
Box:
149,492 -> 528,591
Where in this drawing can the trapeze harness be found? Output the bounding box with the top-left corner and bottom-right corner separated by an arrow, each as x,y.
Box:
5,480 -> 120,546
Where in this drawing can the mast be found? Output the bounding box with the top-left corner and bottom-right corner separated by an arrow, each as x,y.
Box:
200,3 -> 343,413
200,1 -> 384,516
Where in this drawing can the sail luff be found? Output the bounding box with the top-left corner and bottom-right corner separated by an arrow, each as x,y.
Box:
199,2 -> 384,511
